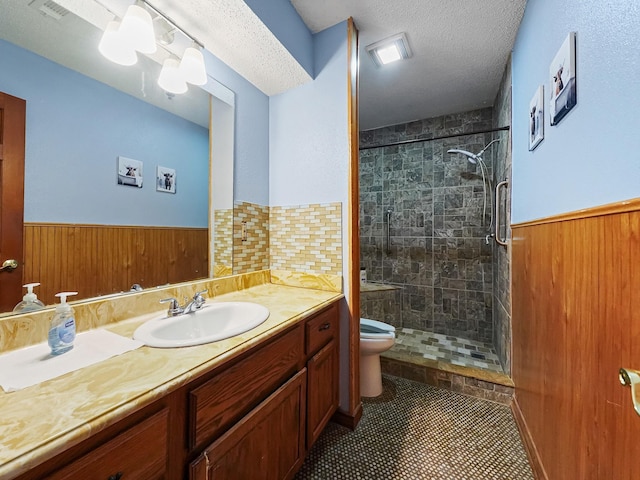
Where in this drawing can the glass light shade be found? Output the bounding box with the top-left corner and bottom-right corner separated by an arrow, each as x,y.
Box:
179,47 -> 207,85
98,21 -> 137,66
119,4 -> 156,54
376,45 -> 402,65
158,58 -> 188,94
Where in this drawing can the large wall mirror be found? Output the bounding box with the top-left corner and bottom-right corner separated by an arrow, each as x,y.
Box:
0,0 -> 235,315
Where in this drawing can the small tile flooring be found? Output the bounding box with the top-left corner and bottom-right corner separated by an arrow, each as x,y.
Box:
381,328 -> 514,404
393,328 -> 503,373
295,375 -> 534,479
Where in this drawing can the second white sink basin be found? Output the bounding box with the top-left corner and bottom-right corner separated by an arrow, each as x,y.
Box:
133,302 -> 270,348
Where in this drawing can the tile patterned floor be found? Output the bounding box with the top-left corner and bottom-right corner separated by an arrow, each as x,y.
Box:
295,375 -> 533,480
392,328 -> 504,374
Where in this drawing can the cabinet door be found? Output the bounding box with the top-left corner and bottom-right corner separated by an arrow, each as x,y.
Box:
48,408 -> 169,480
190,369 -> 306,480
307,338 -> 339,448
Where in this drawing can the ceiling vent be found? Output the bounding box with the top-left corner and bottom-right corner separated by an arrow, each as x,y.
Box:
28,0 -> 70,21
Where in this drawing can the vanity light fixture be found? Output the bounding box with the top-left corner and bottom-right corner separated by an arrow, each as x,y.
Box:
158,57 -> 188,94
98,20 -> 138,66
366,33 -> 412,67
179,45 -> 207,86
118,3 -> 156,54
98,0 -> 208,93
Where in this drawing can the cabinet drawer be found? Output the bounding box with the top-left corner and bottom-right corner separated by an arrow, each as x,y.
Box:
305,302 -> 339,357
49,408 -> 169,480
189,325 -> 303,450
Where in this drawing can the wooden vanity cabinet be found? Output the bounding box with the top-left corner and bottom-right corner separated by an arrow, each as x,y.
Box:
304,302 -> 340,449
188,301 -> 340,479
189,369 -> 307,480
13,300 -> 341,480
47,408 -> 170,480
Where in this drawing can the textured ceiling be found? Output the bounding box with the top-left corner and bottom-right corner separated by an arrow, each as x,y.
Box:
292,0 -> 527,130
2,0 -> 527,132
0,0 -> 311,127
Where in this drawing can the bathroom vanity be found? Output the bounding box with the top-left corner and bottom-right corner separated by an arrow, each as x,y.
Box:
0,282 -> 341,480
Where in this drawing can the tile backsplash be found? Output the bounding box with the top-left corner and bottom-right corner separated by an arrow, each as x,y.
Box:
270,203 -> 342,276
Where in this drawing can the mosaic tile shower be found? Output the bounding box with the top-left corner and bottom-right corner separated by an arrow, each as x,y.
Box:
295,375 -> 533,480
359,108 -> 497,344
394,328 -> 502,373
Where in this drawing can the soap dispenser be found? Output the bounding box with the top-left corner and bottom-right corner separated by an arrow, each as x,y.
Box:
48,292 -> 77,355
13,283 -> 46,313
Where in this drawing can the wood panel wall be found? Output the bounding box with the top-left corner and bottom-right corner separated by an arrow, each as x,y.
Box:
23,223 -> 208,306
512,199 -> 640,480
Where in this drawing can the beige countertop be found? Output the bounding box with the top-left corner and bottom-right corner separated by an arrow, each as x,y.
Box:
0,283 -> 343,479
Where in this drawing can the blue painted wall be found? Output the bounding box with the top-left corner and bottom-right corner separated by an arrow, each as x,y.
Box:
511,0 -> 640,223
269,21 -> 348,206
0,39 -> 209,227
269,21 -> 350,408
203,52 -> 270,207
243,0 -> 314,78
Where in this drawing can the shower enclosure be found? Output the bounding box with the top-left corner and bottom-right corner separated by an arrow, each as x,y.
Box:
359,107 -> 511,374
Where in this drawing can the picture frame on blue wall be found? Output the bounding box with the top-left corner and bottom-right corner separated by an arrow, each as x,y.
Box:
549,32 -> 577,126
156,166 -> 176,194
529,85 -> 544,150
117,156 -> 143,188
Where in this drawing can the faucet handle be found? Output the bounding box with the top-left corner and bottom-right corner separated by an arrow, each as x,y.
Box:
160,297 -> 183,317
192,290 -> 207,308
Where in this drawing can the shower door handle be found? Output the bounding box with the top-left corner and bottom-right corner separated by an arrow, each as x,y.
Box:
495,180 -> 509,247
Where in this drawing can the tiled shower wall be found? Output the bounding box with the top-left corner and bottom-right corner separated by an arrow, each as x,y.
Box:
492,58 -> 513,375
359,108 -> 497,344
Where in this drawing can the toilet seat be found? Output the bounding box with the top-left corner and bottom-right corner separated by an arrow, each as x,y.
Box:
360,318 -> 395,340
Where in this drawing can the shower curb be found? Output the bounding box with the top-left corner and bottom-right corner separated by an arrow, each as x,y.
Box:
380,353 -> 514,405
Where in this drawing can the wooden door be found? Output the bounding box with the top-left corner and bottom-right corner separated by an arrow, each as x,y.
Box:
190,369 -> 306,480
0,92 -> 26,311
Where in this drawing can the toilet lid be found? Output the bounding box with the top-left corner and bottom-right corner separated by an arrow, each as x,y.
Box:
360,318 -> 395,339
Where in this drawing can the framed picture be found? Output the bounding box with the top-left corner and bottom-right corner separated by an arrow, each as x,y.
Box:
549,32 -> 577,126
117,156 -> 143,188
156,166 -> 176,194
529,85 -> 544,151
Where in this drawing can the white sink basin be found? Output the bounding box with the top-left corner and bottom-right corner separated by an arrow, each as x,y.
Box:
133,302 -> 270,348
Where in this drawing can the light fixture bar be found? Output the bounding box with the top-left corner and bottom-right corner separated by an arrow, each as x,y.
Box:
143,0 -> 204,49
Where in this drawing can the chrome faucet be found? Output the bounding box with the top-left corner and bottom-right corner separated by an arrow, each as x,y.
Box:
160,290 -> 207,317
183,290 -> 207,314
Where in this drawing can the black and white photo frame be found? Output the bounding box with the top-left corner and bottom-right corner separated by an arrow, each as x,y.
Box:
117,156 -> 143,188
156,166 -> 176,194
529,85 -> 544,150
549,32 -> 577,126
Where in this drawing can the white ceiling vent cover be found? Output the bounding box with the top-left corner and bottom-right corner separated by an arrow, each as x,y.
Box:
28,0 -> 70,20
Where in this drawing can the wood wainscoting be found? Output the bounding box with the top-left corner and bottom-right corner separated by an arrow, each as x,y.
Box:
512,199 -> 640,479
23,223 -> 208,306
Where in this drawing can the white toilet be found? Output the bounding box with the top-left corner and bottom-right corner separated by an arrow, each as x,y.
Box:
360,318 -> 396,397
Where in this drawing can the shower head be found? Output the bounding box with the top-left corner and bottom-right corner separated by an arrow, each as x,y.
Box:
447,139 -> 501,164
447,149 -> 480,164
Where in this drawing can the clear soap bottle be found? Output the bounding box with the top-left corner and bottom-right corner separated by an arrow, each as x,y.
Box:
13,282 -> 46,313
48,292 -> 77,355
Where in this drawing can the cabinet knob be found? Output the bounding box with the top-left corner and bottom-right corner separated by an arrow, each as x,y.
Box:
319,323 -> 331,331
108,473 -> 123,480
